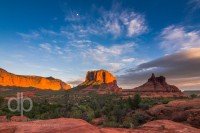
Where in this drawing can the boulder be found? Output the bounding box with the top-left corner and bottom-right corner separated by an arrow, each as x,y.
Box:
147,99 -> 200,128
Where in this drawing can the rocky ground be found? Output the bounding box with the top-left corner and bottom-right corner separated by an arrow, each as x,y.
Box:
0,118 -> 199,133
0,99 -> 200,133
147,98 -> 200,128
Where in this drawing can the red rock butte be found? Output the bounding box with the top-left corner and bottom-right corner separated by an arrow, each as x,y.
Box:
77,70 -> 122,94
0,68 -> 71,90
80,69 -> 117,85
122,73 -> 186,98
134,73 -> 181,92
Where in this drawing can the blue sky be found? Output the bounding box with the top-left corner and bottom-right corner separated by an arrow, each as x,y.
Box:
0,0 -> 200,90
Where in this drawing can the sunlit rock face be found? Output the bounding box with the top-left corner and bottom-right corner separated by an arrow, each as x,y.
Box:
77,70 -> 122,94
0,68 -> 71,90
81,69 -> 117,85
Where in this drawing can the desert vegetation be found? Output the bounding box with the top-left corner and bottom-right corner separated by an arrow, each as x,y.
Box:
0,90 -> 184,128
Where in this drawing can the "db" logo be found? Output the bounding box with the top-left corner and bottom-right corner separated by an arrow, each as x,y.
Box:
8,92 -> 33,116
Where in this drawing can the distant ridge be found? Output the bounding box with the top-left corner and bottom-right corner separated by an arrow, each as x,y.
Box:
0,68 -> 71,90
122,73 -> 187,98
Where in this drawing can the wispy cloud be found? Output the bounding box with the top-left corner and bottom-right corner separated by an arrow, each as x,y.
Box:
127,15 -> 147,37
40,28 -> 59,36
83,43 -> 136,71
159,25 -> 200,52
188,0 -> 200,11
99,4 -> 147,37
122,58 -> 135,63
40,43 -> 52,52
61,3 -> 147,39
17,32 -> 39,42
39,43 -> 69,56
68,39 -> 94,48
48,67 -> 64,73
67,79 -> 84,87
38,39 -> 137,72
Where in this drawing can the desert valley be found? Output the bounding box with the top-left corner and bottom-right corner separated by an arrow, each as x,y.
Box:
1,0 -> 200,132
0,68 -> 200,132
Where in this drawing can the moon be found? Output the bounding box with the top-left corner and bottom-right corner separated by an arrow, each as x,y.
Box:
76,14 -> 79,16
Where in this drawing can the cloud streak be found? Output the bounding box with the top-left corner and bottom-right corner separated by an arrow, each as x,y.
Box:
160,25 -> 200,52
188,0 -> 200,10
17,32 -> 40,42
40,43 -> 52,52
83,43 -> 136,71
118,48 -> 200,90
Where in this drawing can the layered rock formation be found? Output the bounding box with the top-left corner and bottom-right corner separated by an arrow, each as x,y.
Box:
80,69 -> 117,85
0,68 -> 71,90
77,70 -> 122,94
147,99 -> 200,128
122,73 -> 186,98
134,73 -> 180,92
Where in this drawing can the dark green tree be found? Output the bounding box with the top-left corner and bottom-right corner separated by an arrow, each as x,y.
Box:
0,96 -> 4,107
133,94 -> 141,109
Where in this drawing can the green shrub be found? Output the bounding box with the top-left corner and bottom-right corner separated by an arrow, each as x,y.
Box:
139,103 -> 150,110
122,117 -> 135,128
190,94 -> 197,99
122,121 -> 131,128
161,98 -> 173,104
128,94 -> 142,109
94,110 -> 101,118
103,121 -> 120,127
69,106 -> 82,118
0,96 -> 4,107
133,94 -> 141,109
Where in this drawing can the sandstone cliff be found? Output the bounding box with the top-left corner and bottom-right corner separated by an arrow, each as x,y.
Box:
80,69 -> 116,86
0,68 -> 71,90
77,70 -> 122,94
